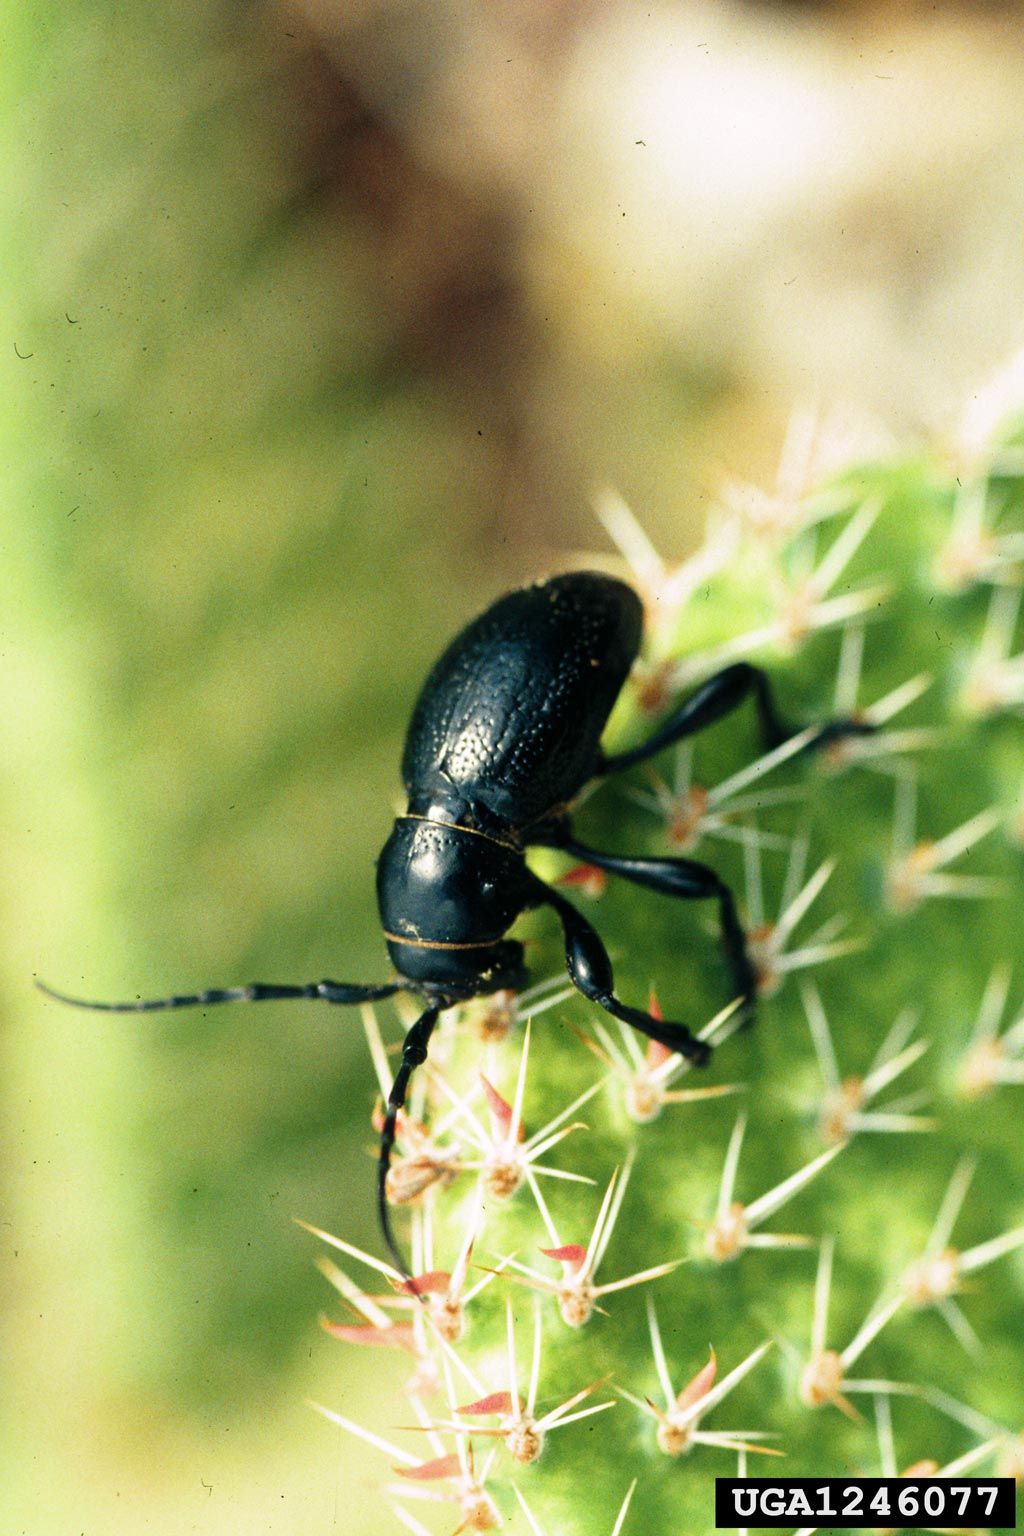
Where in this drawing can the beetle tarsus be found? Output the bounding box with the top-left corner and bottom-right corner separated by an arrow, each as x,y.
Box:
806,717 -> 878,752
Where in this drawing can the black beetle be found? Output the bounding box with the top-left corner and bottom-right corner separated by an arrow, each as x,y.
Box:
40,571 -> 868,1274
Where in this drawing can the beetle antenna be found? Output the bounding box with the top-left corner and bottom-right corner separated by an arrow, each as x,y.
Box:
377,1002 -> 444,1279
35,977 -> 403,1012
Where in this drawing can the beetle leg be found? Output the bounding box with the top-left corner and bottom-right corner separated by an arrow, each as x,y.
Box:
530,877 -> 711,1065
35,977 -> 403,1012
378,1003 -> 443,1278
597,661 -> 874,774
530,836 -> 757,1024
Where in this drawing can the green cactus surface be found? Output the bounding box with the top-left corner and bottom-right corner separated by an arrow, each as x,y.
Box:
311,412 -> 1024,1535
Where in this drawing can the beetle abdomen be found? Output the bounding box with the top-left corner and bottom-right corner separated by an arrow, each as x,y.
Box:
401,572 -> 643,825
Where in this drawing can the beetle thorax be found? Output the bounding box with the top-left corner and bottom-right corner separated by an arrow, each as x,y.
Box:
376,812 -> 531,995
377,811 -> 526,944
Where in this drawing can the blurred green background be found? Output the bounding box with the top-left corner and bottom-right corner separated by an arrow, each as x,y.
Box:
4,1 -> 1024,1531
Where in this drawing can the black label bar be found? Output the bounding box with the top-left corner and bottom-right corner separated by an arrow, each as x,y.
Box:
714,1476 -> 1017,1529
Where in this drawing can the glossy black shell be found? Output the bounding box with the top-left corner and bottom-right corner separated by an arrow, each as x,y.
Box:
401,571 -> 644,828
